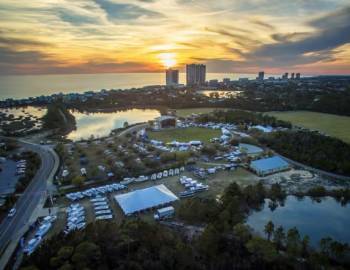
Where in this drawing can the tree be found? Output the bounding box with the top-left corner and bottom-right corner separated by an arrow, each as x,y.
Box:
233,223 -> 252,243
71,241 -> 101,269
197,225 -> 221,260
269,183 -> 285,201
229,138 -> 239,146
72,176 -> 84,187
175,151 -> 190,164
330,240 -> 348,261
42,103 -> 76,133
301,235 -> 310,257
123,121 -> 129,128
200,145 -> 217,157
264,221 -> 274,240
246,237 -> 278,262
160,152 -> 176,163
286,227 -> 301,257
320,237 -> 332,256
273,226 -> 285,249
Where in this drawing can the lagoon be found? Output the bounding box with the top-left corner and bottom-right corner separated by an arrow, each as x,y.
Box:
246,196 -> 350,247
66,108 -> 160,141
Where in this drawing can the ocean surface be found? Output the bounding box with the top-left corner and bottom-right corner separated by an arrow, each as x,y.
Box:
0,73 -> 260,100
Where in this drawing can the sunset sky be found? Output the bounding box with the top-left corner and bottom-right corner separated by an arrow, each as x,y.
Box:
0,0 -> 350,75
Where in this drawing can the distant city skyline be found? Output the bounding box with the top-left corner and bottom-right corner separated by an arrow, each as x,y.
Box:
166,68 -> 179,86
186,64 -> 206,86
0,1 -> 349,75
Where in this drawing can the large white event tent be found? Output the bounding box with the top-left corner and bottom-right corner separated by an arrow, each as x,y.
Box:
114,184 -> 179,216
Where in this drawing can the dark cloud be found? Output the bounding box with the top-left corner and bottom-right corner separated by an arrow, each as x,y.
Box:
309,6 -> 350,29
198,6 -> 350,73
205,27 -> 261,47
0,47 -> 155,75
270,32 -> 309,43
246,6 -> 350,67
0,47 -> 61,75
57,9 -> 99,25
250,19 -> 275,31
93,0 -> 163,21
0,36 -> 51,47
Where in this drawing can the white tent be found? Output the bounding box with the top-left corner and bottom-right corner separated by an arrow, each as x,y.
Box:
114,185 -> 179,216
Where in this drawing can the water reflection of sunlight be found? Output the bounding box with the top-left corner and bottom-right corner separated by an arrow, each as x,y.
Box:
67,109 -> 160,141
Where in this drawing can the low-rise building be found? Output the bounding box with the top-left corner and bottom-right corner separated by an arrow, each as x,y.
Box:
250,156 -> 290,176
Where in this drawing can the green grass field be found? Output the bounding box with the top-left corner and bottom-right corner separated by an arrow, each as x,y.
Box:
148,127 -> 221,143
267,111 -> 350,143
174,107 -> 229,118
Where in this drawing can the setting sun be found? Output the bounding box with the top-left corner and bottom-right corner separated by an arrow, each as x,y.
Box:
158,53 -> 177,68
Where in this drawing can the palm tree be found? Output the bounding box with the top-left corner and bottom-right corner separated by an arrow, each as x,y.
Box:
320,237 -> 332,256
301,235 -> 310,256
287,227 -> 301,256
273,226 -> 285,249
264,220 -> 275,241
330,240 -> 347,261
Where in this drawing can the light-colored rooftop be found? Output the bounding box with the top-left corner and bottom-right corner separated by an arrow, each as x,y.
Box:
250,156 -> 289,172
114,184 -> 178,215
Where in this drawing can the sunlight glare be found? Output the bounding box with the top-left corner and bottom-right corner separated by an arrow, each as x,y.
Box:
158,53 -> 177,68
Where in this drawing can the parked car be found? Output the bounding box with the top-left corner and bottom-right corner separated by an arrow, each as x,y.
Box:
8,208 -> 16,217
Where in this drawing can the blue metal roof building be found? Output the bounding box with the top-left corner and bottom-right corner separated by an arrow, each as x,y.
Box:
114,184 -> 179,216
250,156 -> 290,176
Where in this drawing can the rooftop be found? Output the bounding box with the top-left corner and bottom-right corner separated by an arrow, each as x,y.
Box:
250,156 -> 289,172
114,184 -> 179,215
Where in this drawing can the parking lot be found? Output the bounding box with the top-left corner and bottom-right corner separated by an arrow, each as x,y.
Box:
0,159 -> 21,195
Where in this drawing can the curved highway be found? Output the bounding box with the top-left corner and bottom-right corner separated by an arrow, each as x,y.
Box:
0,140 -> 58,267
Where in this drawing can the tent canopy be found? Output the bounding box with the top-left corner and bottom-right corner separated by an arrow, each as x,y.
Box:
114,184 -> 178,215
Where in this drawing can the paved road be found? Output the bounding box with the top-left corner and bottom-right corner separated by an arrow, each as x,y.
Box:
118,123 -> 149,137
0,140 -> 58,267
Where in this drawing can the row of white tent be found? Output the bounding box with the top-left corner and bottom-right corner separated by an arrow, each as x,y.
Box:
23,215 -> 57,255
66,183 -> 126,201
150,139 -> 202,152
177,121 -> 236,131
65,203 -> 86,234
90,196 -> 113,220
120,166 -> 185,185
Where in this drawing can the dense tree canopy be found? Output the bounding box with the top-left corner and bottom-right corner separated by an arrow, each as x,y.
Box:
258,130 -> 350,176
196,109 -> 292,128
42,103 -> 76,133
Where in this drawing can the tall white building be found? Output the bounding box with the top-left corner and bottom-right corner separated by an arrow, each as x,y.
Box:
166,69 -> 179,86
186,64 -> 206,86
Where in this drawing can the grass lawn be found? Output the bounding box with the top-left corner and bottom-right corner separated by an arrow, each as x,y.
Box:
266,111 -> 350,143
148,127 -> 221,143
194,168 -> 260,198
174,107 -> 229,118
